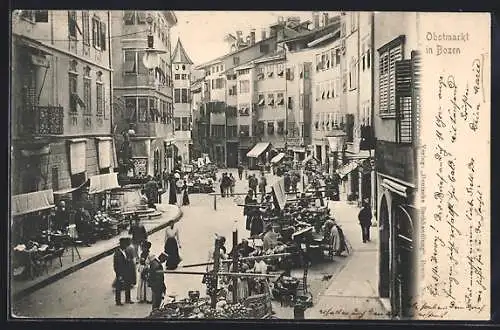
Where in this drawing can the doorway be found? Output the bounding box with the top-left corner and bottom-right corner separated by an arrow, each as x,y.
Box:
226,142 -> 238,168
394,204 -> 414,318
379,195 -> 390,298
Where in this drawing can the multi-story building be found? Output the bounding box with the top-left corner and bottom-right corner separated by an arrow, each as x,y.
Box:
11,10 -> 116,209
111,11 -> 177,180
334,11 -> 376,204
172,38 -> 193,163
373,12 -> 420,318
190,76 -> 204,160
194,29 -> 278,167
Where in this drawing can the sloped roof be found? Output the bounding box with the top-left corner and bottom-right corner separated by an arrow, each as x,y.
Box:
172,38 -> 193,64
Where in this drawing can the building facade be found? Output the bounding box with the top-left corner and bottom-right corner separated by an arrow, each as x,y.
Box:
190,77 -> 203,160
11,10 -> 116,198
172,38 -> 193,164
111,10 -> 177,181
373,12 -> 420,318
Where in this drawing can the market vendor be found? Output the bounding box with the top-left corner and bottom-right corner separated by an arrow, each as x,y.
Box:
230,239 -> 255,259
53,201 -> 69,232
298,193 -> 310,209
75,204 -> 94,246
263,225 -> 281,251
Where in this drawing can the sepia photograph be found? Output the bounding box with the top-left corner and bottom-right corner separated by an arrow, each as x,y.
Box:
8,10 -> 491,321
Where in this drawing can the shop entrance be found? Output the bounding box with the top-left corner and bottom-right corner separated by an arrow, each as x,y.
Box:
392,202 -> 414,318
315,145 -> 322,163
226,142 -> 238,168
153,149 -> 160,177
379,195 -> 390,298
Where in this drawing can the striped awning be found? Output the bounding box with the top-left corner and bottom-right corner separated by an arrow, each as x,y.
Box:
246,142 -> 270,158
12,189 -> 55,217
271,153 -> 285,164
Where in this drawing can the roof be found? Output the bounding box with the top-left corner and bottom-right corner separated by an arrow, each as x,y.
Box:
194,36 -> 276,70
282,17 -> 341,44
172,38 -> 193,64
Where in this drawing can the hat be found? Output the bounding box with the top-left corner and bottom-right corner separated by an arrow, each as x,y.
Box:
148,254 -> 157,262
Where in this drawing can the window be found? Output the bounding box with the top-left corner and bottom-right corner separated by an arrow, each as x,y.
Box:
287,96 -> 293,109
316,84 -> 321,101
315,54 -> 321,71
68,11 -> 79,39
367,49 -> 371,69
351,13 -> 358,32
330,49 -> 336,68
125,97 -> 137,121
239,104 -> 250,116
228,85 -> 237,96
266,64 -> 274,78
21,10 -> 49,23
239,125 -> 250,137
174,117 -> 181,131
160,100 -> 166,123
181,117 -> 189,131
227,126 -> 238,138
138,97 -> 148,122
233,57 -> 240,65
341,21 -> 346,37
299,64 -> 304,79
181,89 -> 189,103
69,73 -> 82,112
137,12 -> 147,24
258,94 -> 265,107
239,80 -> 250,94
378,36 -> 404,115
82,11 -> 90,45
175,74 -> 180,80
267,94 -> 275,107
260,44 -> 270,53
303,64 -> 310,79
124,11 -> 135,25
83,76 -> 91,114
215,78 -> 225,89
91,17 -> 107,50
349,58 -> 358,90
267,122 -> 275,135
174,89 -> 181,103
277,121 -> 284,135
149,97 -> 158,122
277,64 -> 284,77
286,67 -> 294,80
299,93 -> 304,109
123,50 -> 147,74
181,74 -> 187,80
277,93 -> 284,106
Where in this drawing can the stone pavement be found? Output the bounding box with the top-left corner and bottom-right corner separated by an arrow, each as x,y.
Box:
304,201 -> 391,320
12,204 -> 182,300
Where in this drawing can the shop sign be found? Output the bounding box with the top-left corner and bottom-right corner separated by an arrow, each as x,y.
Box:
337,161 -> 359,178
375,140 -> 415,184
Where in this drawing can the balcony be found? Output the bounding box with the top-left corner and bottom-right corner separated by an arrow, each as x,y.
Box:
20,105 -> 64,136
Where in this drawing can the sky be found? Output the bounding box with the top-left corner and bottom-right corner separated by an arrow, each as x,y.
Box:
170,11 -> 337,66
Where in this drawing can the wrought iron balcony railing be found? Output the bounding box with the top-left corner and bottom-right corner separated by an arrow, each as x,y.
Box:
20,105 -> 64,136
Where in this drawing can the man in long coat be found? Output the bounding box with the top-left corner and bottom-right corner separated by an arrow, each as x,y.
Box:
358,199 -> 372,243
148,252 -> 168,311
114,238 -> 134,305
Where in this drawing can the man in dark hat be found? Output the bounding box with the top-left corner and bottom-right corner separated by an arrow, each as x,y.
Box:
148,252 -> 168,311
358,198 -> 372,243
114,238 -> 134,305
129,216 -> 147,257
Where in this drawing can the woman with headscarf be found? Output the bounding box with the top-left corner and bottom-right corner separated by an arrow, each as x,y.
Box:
323,218 -> 345,256
182,179 -> 190,206
137,241 -> 152,303
164,220 -> 181,270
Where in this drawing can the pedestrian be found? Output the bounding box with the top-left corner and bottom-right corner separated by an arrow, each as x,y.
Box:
358,198 -> 372,243
137,241 -> 152,303
250,210 -> 264,238
53,200 -> 69,232
168,173 -> 177,205
237,164 -> 244,180
283,173 -> 291,193
75,204 -> 93,246
114,238 -> 134,305
244,189 -> 256,231
258,173 -> 267,195
219,173 -> 226,198
175,173 -> 184,207
224,173 -> 232,197
162,169 -> 169,190
124,237 -> 137,288
164,220 -> 181,270
148,252 -> 168,311
229,173 -> 236,197
182,179 -> 190,206
129,215 -> 147,257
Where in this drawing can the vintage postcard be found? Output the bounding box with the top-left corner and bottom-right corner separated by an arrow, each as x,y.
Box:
9,10 -> 491,320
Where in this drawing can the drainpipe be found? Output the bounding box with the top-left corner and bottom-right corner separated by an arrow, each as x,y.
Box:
108,12 -> 116,169
370,12 -> 377,219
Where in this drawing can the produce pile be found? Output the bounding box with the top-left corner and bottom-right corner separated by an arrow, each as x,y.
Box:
147,298 -> 253,319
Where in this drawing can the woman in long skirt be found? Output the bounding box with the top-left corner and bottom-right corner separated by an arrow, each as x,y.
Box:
182,180 -> 190,206
168,175 -> 177,205
164,221 -> 181,270
137,241 -> 152,303
250,214 -> 264,237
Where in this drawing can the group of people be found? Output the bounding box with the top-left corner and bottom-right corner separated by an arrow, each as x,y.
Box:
113,218 -> 182,311
164,170 -> 190,207
247,172 -> 267,196
219,172 -> 236,198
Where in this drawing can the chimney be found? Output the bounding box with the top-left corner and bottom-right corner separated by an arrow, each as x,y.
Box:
236,30 -> 243,43
261,29 -> 267,40
312,12 -> 320,29
250,29 -> 256,45
323,12 -> 329,26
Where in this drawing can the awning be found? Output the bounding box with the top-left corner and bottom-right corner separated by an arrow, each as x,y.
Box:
88,172 -> 120,194
247,142 -> 270,158
271,153 -> 285,164
292,147 -> 306,153
381,179 -> 408,198
69,138 -> 87,175
12,189 -> 55,217
96,137 -> 112,169
337,161 -> 360,178
327,136 -> 346,152
53,180 -> 88,195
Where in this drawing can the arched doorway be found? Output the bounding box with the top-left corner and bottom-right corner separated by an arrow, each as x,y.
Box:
153,149 -> 160,177
393,202 -> 415,318
379,195 -> 390,298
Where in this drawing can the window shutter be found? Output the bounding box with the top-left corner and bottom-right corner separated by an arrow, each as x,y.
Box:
388,44 -> 403,113
100,21 -> 107,50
